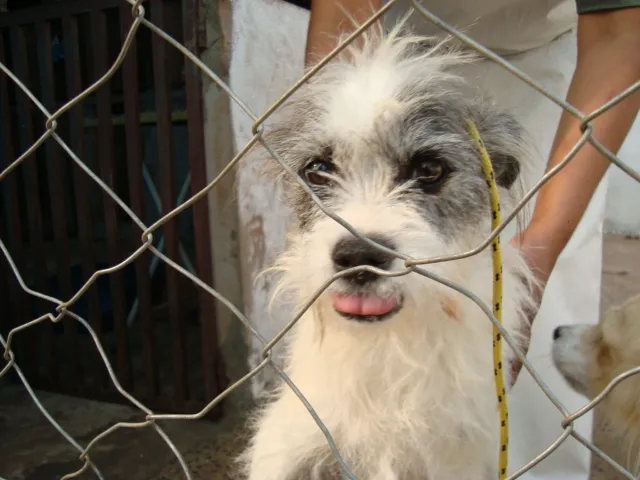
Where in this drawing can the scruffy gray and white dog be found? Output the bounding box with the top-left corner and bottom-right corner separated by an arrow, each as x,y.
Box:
240,19 -> 537,480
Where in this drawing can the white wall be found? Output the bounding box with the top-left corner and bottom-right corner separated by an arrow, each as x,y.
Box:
228,0 -> 310,397
604,114 -> 640,236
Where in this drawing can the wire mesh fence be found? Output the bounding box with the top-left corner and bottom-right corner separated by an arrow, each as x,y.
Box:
1,0 -> 639,479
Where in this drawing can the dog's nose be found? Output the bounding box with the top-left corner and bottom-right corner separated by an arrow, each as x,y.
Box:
553,326 -> 564,340
331,235 -> 396,284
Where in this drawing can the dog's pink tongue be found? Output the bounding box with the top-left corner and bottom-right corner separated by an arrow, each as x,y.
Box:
333,294 -> 398,316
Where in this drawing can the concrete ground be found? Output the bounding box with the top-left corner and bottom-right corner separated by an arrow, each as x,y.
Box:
1,233 -> 639,480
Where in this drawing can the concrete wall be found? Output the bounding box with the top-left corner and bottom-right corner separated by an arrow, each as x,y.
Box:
226,0 -> 309,396
201,0 -> 248,383
604,114 -> 640,236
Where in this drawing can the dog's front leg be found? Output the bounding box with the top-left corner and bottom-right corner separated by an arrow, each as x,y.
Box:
246,393 -> 332,480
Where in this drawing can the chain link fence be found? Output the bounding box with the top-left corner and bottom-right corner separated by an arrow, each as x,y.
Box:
1,0 -> 639,478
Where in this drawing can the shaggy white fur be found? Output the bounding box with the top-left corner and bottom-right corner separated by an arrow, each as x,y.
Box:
239,18 -> 537,480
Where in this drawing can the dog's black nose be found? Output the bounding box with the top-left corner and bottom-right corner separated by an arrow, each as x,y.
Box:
331,235 -> 396,284
553,326 -> 564,340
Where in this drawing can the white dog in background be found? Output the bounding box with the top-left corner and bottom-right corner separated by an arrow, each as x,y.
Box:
239,20 -> 537,480
552,293 -> 640,472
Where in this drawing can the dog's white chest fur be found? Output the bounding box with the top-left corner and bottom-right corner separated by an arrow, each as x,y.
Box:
240,250 -> 528,480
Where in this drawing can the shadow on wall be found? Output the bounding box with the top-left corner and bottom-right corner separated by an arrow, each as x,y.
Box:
282,0 -> 311,10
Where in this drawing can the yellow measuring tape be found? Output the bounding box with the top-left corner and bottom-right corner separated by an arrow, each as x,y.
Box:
467,120 -> 509,480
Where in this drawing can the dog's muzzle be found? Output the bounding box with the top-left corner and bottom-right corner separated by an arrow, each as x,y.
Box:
330,234 -> 402,321
331,234 -> 396,283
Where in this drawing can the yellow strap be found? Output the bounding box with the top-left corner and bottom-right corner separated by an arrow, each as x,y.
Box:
467,119 -> 508,480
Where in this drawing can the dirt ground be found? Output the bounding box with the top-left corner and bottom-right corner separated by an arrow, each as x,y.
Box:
1,233 -> 639,480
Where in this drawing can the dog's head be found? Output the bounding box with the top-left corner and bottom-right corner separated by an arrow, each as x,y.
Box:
552,294 -> 640,433
262,24 -> 531,324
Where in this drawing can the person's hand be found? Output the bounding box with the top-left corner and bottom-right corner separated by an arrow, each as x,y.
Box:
505,6 -> 640,385
507,228 -> 555,387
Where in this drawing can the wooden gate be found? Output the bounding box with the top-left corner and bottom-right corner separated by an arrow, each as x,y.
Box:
0,0 -> 227,417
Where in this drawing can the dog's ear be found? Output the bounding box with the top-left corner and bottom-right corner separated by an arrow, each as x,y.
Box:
472,107 -> 528,190
490,151 -> 521,189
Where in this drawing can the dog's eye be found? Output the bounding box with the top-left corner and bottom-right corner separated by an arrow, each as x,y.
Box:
404,150 -> 451,194
414,160 -> 445,184
409,150 -> 449,186
303,159 -> 335,186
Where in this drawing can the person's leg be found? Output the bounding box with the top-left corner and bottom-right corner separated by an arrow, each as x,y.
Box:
454,30 -> 603,479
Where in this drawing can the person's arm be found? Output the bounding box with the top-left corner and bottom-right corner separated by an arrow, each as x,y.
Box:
512,7 -> 640,289
305,0 -> 382,67
508,6 -> 639,384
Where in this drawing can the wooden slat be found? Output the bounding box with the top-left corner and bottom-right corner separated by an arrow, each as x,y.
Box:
0,258 -> 11,337
0,35 -> 21,251
0,31 -> 34,378
150,0 -> 188,404
182,0 -> 225,409
35,20 -> 80,382
9,25 -> 55,382
62,14 -> 107,390
119,4 -> 158,398
90,10 -> 132,391
0,0 -> 146,28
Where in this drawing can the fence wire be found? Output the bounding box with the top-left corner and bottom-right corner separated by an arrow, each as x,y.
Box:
1,0 -> 640,479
